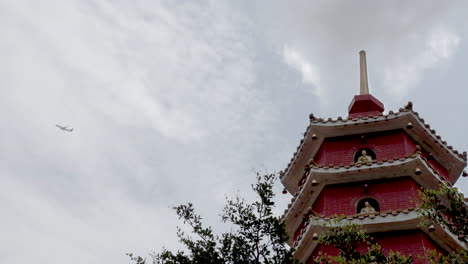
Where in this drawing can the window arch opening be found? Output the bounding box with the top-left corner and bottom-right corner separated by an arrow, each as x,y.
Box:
357,197 -> 380,214
354,148 -> 376,164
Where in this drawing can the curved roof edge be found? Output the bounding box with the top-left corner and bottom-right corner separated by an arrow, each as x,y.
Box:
292,210 -> 466,263
280,102 -> 467,189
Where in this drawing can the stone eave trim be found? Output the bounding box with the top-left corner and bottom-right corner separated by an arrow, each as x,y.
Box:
283,154 -> 446,238
281,103 -> 467,193
292,210 -> 467,263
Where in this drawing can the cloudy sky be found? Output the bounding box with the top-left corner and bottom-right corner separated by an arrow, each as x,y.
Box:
2,1 -> 468,263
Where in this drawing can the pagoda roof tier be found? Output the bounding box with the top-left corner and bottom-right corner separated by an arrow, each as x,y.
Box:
280,102 -> 467,192
283,153 -> 447,237
292,209 -> 467,263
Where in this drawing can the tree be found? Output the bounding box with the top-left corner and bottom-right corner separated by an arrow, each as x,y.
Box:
419,184 -> 468,243
128,173 -> 298,264
310,220 -> 413,264
128,177 -> 468,264
419,184 -> 468,264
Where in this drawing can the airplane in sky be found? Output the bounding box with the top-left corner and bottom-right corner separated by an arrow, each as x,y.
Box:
56,125 -> 74,132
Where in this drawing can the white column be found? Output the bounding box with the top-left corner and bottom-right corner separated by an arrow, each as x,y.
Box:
359,50 -> 369,95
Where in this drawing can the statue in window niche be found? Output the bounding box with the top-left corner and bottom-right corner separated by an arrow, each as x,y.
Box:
356,149 -> 373,165
360,201 -> 376,214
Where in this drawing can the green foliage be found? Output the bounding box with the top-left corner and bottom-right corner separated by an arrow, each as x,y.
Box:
128,173 -> 298,264
424,249 -> 468,264
310,183 -> 468,263
311,220 -> 413,264
127,253 -> 147,264
418,184 -> 468,263
128,176 -> 468,264
312,183 -> 468,263
419,184 -> 468,244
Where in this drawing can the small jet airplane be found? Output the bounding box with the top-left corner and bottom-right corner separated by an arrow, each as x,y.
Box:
56,125 -> 74,132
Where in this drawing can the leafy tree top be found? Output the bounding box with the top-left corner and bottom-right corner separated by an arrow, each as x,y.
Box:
129,173 -> 298,264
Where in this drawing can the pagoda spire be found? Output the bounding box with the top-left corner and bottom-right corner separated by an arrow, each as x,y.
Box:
359,50 -> 369,95
348,50 -> 384,118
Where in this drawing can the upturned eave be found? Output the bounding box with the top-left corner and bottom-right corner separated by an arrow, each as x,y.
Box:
283,154 -> 447,240
281,105 -> 467,194
292,210 -> 467,263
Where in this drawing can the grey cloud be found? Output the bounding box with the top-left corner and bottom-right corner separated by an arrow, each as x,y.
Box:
2,1 -> 468,264
254,1 -> 467,107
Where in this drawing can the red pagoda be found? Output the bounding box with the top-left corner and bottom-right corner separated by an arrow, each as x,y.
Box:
280,51 -> 468,263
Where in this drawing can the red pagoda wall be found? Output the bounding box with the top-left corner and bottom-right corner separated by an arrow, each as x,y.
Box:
313,130 -> 410,165
311,177 -> 420,217
308,230 -> 445,264
293,177 -> 421,241
312,130 -> 448,180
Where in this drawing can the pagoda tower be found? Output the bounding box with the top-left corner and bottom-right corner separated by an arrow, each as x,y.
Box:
280,51 -> 468,263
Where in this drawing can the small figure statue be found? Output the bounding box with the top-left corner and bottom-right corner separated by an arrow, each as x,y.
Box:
360,201 -> 376,214
356,150 -> 373,164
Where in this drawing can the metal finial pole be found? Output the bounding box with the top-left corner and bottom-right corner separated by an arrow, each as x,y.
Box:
359,50 -> 369,95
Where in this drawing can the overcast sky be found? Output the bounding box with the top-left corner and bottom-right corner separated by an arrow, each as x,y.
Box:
2,1 -> 468,263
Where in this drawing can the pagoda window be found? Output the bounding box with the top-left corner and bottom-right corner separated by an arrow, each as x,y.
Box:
354,148 -> 376,164
356,197 -> 380,214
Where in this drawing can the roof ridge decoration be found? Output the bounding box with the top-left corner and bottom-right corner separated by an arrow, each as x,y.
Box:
280,101 -> 467,180
307,207 -> 419,222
